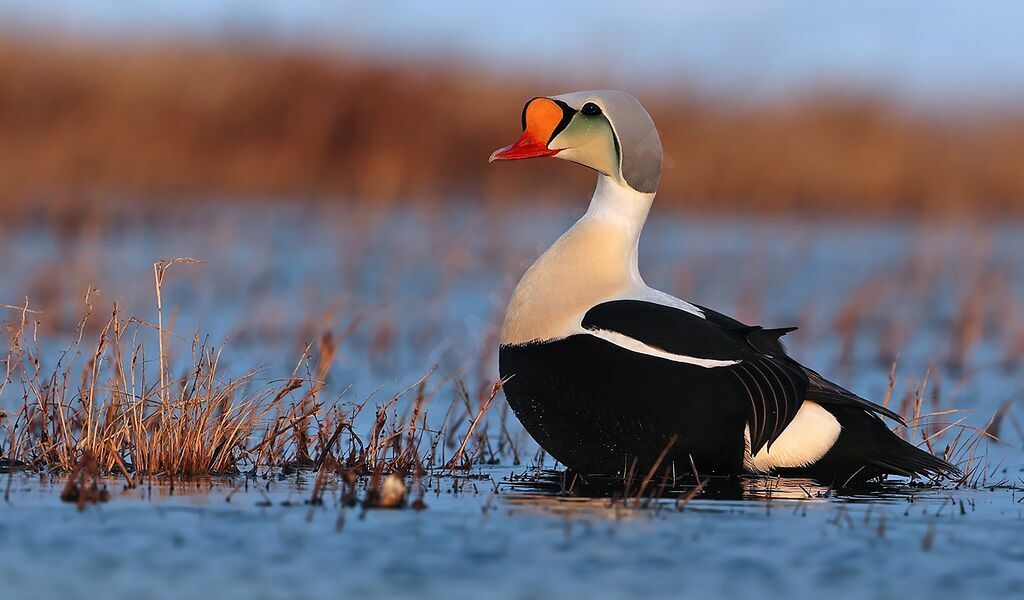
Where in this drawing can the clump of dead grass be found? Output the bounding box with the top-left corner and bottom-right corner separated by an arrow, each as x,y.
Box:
0,260 -> 506,492
59,450 -> 110,510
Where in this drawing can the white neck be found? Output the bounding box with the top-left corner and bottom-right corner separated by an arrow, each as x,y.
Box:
582,175 -> 655,279
500,176 -> 657,345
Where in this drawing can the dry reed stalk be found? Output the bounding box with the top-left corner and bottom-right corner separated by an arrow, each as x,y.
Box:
445,378 -> 505,470
674,478 -> 708,511
395,378 -> 431,473
0,263 -> 530,500
633,435 -> 677,507
882,359 -> 898,409
0,260 -> 335,478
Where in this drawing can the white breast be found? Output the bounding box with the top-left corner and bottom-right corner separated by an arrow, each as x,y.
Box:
501,175 -> 680,346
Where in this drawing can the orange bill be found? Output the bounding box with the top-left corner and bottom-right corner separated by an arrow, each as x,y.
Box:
489,97 -> 566,161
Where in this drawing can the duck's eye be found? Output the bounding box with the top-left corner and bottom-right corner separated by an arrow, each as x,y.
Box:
581,102 -> 602,116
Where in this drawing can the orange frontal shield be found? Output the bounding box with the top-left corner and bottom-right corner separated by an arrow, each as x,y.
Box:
490,97 -> 566,161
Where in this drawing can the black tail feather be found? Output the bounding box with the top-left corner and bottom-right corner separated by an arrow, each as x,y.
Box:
868,441 -> 961,480
808,404 -> 962,485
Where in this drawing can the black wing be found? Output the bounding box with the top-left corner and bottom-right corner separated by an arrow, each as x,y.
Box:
696,302 -> 903,423
582,300 -> 807,454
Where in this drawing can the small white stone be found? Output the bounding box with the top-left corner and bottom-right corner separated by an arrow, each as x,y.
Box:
378,474 -> 407,508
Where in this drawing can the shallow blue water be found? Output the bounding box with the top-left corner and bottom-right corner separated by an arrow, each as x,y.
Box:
1,471 -> 1022,599
1,202 -> 1023,598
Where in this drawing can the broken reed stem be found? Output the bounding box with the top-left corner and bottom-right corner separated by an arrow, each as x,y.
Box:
675,478 -> 707,511
634,435 -> 678,507
445,378 -> 506,471
154,261 -> 168,412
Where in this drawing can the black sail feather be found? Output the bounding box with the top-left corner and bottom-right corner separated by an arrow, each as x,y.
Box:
747,327 -> 799,356
732,357 -> 808,454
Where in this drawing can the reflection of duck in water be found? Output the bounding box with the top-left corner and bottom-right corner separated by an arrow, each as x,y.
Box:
491,91 -> 958,485
504,469 -> 835,505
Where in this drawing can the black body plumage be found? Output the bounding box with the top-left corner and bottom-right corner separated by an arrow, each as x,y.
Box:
499,300 -> 958,485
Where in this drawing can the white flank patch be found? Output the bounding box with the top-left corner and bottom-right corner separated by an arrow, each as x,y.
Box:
585,328 -> 739,368
744,401 -> 842,472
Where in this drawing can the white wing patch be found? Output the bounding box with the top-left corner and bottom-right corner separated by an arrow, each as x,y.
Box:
744,401 -> 842,472
585,328 -> 740,368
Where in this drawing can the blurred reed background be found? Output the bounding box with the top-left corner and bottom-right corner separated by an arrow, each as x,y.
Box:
1,15 -> 1023,218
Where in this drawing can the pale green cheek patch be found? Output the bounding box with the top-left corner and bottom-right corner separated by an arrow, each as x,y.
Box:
550,115 -> 620,181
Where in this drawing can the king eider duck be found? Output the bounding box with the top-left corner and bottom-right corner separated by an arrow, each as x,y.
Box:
490,90 -> 958,485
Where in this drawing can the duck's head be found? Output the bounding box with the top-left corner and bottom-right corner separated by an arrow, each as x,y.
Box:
489,90 -> 662,194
